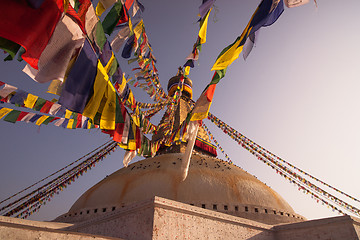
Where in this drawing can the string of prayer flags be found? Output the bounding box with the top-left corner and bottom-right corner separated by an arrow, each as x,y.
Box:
0,82 -> 102,128
191,0 -> 284,121
208,112 -> 360,204
243,0 -> 284,60
2,141 -> 118,219
207,112 -> 360,217
198,9 -> 212,45
202,123 -> 232,164
0,140 -> 114,206
183,0 -> 214,75
0,0 -> 64,69
0,0 -> 160,160
0,106 -> 99,129
211,0 -> 284,70
108,6 -> 167,103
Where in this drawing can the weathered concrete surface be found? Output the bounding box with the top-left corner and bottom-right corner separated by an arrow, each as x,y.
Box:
66,198 -> 156,240
273,215 -> 360,240
63,196 -> 274,240
0,216 -> 122,240
0,216 -> 72,229
152,197 -> 274,240
62,153 -> 302,225
2,197 -> 360,240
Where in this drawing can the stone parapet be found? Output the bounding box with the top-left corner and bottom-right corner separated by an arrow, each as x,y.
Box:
273,215 -> 360,240
0,216 -> 122,240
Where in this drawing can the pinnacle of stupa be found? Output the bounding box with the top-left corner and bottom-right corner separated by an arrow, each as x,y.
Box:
152,67 -> 213,155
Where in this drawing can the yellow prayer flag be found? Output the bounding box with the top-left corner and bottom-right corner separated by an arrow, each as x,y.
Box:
100,81 -> 116,130
105,53 -> 115,73
211,38 -> 244,71
198,8 -> 212,44
36,115 -> 49,126
211,12 -> 255,71
131,106 -> 140,127
133,20 -> 144,40
24,94 -> 38,109
190,92 -> 212,121
83,61 -> 108,120
67,119 -> 75,129
184,66 -> 190,76
118,73 -> 127,94
65,109 -> 72,119
128,17 -> 133,33
47,79 -> 63,95
87,119 -> 93,129
127,123 -> 137,150
0,108 -> 13,119
95,1 -> 106,16
127,140 -> 136,151
127,89 -> 135,109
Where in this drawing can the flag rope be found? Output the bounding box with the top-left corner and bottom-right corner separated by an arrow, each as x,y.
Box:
207,112 -> 360,216
0,141 -> 118,218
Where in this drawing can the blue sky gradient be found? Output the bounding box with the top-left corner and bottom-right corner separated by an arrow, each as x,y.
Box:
0,0 -> 359,221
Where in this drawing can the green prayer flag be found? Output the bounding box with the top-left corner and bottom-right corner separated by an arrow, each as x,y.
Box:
209,69 -> 227,85
0,37 -> 20,61
42,116 -> 55,125
71,118 -> 77,129
115,96 -> 125,124
95,21 -> 106,51
102,2 -> 124,35
33,98 -> 47,111
3,110 -> 21,123
108,58 -> 118,79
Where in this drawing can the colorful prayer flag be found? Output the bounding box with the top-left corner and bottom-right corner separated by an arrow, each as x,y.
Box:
58,39 -> 98,113
0,0 -> 63,69
22,15 -> 85,83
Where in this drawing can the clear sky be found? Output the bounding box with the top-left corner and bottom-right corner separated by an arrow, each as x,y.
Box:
0,0 -> 360,222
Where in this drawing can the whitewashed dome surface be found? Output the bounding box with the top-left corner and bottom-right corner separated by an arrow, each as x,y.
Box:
57,153 -> 305,225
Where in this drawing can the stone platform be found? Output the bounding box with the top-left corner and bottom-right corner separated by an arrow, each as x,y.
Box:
1,196 -> 360,239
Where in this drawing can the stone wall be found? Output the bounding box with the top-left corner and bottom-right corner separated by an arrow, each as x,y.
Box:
2,198 -> 360,240
0,216 -> 122,240
64,196 -> 275,240
152,197 -> 274,240
354,219 -> 360,238
273,215 -> 360,240
66,199 -> 156,240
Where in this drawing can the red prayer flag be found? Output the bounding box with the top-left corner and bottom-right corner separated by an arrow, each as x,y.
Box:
76,114 -> 82,128
16,112 -> 28,121
135,126 -> 141,149
49,117 -> 60,123
205,83 -> 216,102
66,3 -> 87,34
124,0 -> 135,10
116,0 -> 134,26
0,0 -> 63,69
39,101 -> 54,114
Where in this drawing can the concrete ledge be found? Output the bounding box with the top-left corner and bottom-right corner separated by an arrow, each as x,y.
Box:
0,216 -> 73,229
153,196 -> 273,231
0,216 -> 123,240
273,215 -> 360,240
273,215 -> 356,231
